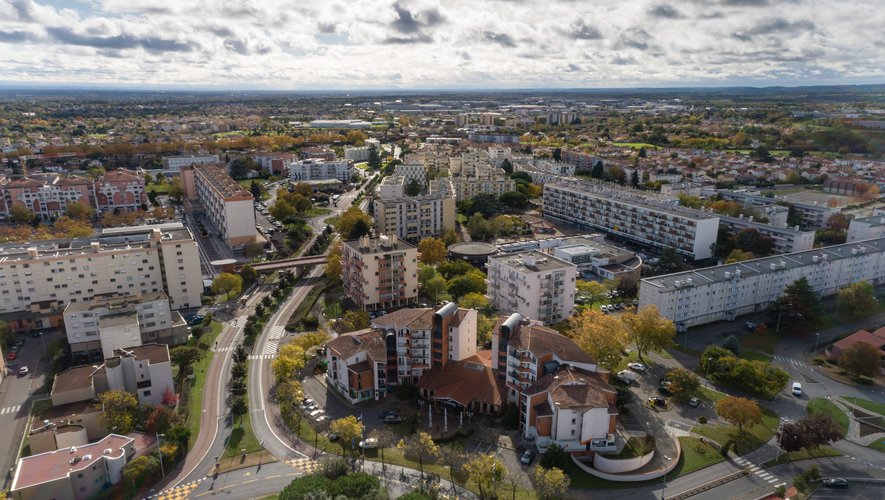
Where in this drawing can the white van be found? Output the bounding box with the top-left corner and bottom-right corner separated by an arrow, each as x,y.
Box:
791,382 -> 802,396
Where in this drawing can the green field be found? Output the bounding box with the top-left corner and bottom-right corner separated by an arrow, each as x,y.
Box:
224,408 -> 263,457
674,437 -> 725,476
611,142 -> 660,150
694,402 -> 779,455
211,130 -> 246,137
842,397 -> 885,417
148,184 -> 174,194
807,398 -> 850,435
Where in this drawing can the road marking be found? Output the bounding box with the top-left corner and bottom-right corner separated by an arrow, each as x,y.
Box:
242,479 -> 259,484
0,405 -> 21,415
767,477 -> 779,483
774,355 -> 807,367
266,474 -> 281,479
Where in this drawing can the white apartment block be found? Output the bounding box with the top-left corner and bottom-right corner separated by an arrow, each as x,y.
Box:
718,215 -> 816,254
287,158 -> 354,183
451,170 -> 516,202
487,251 -> 577,325
639,237 -> 885,331
487,146 -> 512,167
513,159 -> 575,184
0,224 -> 202,323
497,235 -> 641,281
161,155 -> 219,173
341,235 -> 419,310
377,176 -> 405,199
705,189 -> 837,230
543,180 -> 720,260
394,163 -> 427,185
848,216 -> 885,243
344,146 -> 369,162
63,291 -> 188,362
181,163 -> 256,249
374,179 -> 456,242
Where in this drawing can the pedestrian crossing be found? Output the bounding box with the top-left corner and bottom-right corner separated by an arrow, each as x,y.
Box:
0,405 -> 20,415
248,354 -> 276,360
263,325 -> 285,356
149,478 -> 205,500
773,355 -> 807,368
285,457 -> 322,475
212,346 -> 236,352
733,456 -> 780,484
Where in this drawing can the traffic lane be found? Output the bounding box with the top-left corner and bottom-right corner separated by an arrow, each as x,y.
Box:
811,483 -> 885,500
190,461 -> 301,499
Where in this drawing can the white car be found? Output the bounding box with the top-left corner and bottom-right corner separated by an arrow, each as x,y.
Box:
309,409 -> 324,418
627,362 -> 647,373
791,382 -> 802,396
359,438 -> 378,449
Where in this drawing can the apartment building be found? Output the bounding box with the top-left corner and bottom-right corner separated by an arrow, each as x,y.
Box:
543,180 -> 720,260
371,303 -> 477,384
51,343 -> 174,406
180,163 -> 256,249
287,158 -> 354,183
707,189 -> 837,230
63,291 -> 188,362
718,214 -> 816,253
94,169 -> 146,213
513,159 -> 575,184
848,216 -> 885,242
161,154 -> 219,173
377,176 -> 405,199
253,152 -> 294,175
500,235 -> 642,281
487,251 -> 577,325
447,149 -> 515,201
325,328 -> 388,404
341,235 -> 419,310
561,150 -> 603,173
639,237 -> 885,331
490,313 -> 616,453
343,139 -> 379,162
11,434 -> 136,500
374,179 -> 456,242
0,223 -> 202,326
394,163 -> 427,185
1,176 -> 92,220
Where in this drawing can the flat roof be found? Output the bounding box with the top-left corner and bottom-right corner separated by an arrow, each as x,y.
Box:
52,365 -> 97,396
99,312 -> 138,328
12,434 -> 132,491
194,164 -> 252,200
64,291 -> 168,313
490,250 -> 576,273
853,215 -> 885,228
343,235 -> 416,254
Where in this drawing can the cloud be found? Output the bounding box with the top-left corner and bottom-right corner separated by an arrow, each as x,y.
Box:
317,22 -> 337,34
649,4 -> 684,19
566,19 -> 603,40
483,31 -> 517,48
0,30 -> 40,43
732,18 -> 816,41
45,27 -> 197,53
617,28 -> 653,51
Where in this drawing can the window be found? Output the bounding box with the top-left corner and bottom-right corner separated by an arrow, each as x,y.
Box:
144,390 -> 151,396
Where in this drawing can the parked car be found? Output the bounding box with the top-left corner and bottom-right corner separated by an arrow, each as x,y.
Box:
359,438 -> 379,449
14,338 -> 25,347
6,352 -> 16,361
627,362 -> 647,372
9,345 -> 19,353
822,478 -> 848,488
186,314 -> 204,325
616,370 -> 638,385
383,414 -> 404,424
657,385 -> 673,396
327,432 -> 339,441
18,366 -> 28,376
31,331 -> 44,338
791,382 -> 802,397
744,321 -> 756,332
519,450 -> 535,465
688,397 -> 700,408
648,397 -> 667,408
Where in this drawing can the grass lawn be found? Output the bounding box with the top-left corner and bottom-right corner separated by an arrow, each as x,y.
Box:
740,330 -> 780,354
761,446 -> 841,467
698,386 -> 727,403
611,142 -> 660,150
224,410 -> 263,457
868,438 -> 885,453
148,184 -> 174,194
694,406 -> 779,455
184,321 -> 223,447
304,207 -> 332,218
673,437 -> 725,476
671,344 -> 703,358
807,398 -> 850,435
843,397 -> 885,417
607,436 -> 655,459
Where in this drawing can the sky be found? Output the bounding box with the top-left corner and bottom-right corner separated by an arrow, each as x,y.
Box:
0,0 -> 883,90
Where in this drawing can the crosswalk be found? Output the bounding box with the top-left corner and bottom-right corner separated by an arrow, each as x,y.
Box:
285,457 -> 322,475
149,478 -> 205,500
773,355 -> 807,368
212,346 -> 236,352
248,354 -> 276,360
733,456 -> 779,484
263,325 -> 286,356
0,405 -> 20,416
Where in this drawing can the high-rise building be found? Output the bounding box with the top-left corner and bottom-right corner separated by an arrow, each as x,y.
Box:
487,251 -> 577,325
180,163 -> 257,249
161,155 -> 219,174
341,235 -> 419,310
848,216 -> 885,243
373,179 -> 456,242
286,158 -> 354,183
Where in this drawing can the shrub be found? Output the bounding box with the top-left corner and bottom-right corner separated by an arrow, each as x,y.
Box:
540,444 -> 569,470
698,416 -> 708,424
302,315 -> 319,329
321,457 -> 350,479
720,440 -> 734,457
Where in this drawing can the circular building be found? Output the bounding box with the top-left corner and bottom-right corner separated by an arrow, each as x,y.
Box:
447,242 -> 497,266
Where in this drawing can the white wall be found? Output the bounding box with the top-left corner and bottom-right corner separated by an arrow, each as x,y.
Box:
580,407 -> 611,443
224,199 -> 257,243
99,321 -> 141,360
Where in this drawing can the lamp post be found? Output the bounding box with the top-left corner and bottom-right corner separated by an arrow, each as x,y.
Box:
661,455 -> 673,500
775,417 -> 788,463
156,433 -> 166,478
257,440 -> 264,471
814,332 -> 821,355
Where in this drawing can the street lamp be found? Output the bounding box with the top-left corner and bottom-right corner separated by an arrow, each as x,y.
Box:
814,332 -> 821,355
661,455 -> 673,500
156,433 -> 166,478
775,417 -> 788,463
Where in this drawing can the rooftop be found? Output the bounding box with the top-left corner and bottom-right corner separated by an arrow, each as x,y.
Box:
853,215 -> 885,228
489,250 -> 576,273
527,365 -> 616,411
326,328 -> 387,361
99,311 -> 138,328
506,321 -> 595,365
51,365 -> 97,396
642,237 -> 885,292
343,234 -> 416,254
194,163 -> 252,200
64,291 -> 168,314
11,434 -> 134,492
116,343 -> 170,365
416,354 -> 503,409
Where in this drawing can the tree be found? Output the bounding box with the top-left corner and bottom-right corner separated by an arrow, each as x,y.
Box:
239,264 -> 258,287
501,158 -> 513,174
499,190 -> 529,209
630,170 -> 640,188
666,368 -> 700,403
447,269 -> 487,300
336,206 -> 373,240
467,213 -> 492,240
441,228 -> 459,247
417,237 -> 447,265
329,415 -> 364,456
293,194 -> 313,214
337,310 -> 370,332
367,145 -> 382,169
458,292 -> 490,311
295,182 -> 313,197
99,389 -> 139,434
397,432 -> 439,477
464,453 -> 504,498
423,275 -> 448,302
722,335 -> 741,355
9,204 -> 33,224
770,277 -> 822,329
621,305 -> 675,362
539,443 -> 569,469
65,201 -> 94,220
405,179 -> 424,196
230,394 -> 248,423
170,346 -> 200,382
552,148 -> 562,162
825,213 -> 850,232
534,466 -> 570,500
750,145 -> 773,163
145,405 -> 181,434
839,341 -> 881,380
777,420 -> 810,453
269,199 -> 296,222
123,455 -> 160,492
568,309 -> 627,371
211,272 -> 243,300
715,396 -> 763,432
326,241 -> 342,283
438,259 -> 474,279
799,413 -> 845,451
590,162 -> 604,179
654,247 -> 684,275
836,281 -> 877,317
167,177 -> 184,202
229,157 -> 259,179
725,248 -> 754,263
576,280 -> 608,305
368,428 -> 396,471
250,180 -> 262,199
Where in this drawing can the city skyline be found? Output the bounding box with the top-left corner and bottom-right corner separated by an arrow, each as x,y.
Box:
0,0 -> 883,89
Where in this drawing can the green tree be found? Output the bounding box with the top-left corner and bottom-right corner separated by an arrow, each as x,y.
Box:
167,178 -> 184,203
122,455 -> 160,493
621,305 -> 676,362
98,389 -> 139,434
654,247 -> 684,275
330,415 -> 365,456
839,341 -> 881,380
715,396 -> 762,432
9,204 -> 34,224
405,179 -> 423,196
458,292 -> 490,311
770,277 -> 822,329
326,241 -> 342,283
576,280 -> 608,305
211,273 -> 243,300
438,259 -> 473,279
367,145 -> 382,169
336,206 -> 373,240
534,466 -> 570,500
569,309 -> 627,372
590,162 -> 604,179
417,237 -> 447,265
229,157 -> 259,179
499,191 -> 529,209
441,228 -> 459,247
630,170 -> 640,188
250,180 -> 262,199
65,201 -> 94,220
269,199 -> 296,222
239,264 -> 258,287
170,346 -> 200,383
230,394 -> 248,424
463,453 -> 504,499
397,432 -> 439,477
467,213 -> 492,240
447,269 -> 487,300
295,182 -> 313,197
665,368 -> 700,403
836,281 -> 877,316
423,275 -> 448,302
337,310 -> 371,331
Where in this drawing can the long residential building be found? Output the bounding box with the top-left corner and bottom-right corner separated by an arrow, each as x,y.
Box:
543,180 -> 720,260
341,235 -> 419,310
717,214 -> 816,254
0,223 -> 202,330
848,216 -> 885,243
373,178 -> 456,242
180,163 -> 256,249
286,158 -> 354,183
705,189 -> 837,230
487,251 -> 577,325
161,154 -> 219,173
639,237 -> 885,331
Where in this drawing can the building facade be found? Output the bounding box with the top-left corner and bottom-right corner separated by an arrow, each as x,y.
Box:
1,176 -> 92,220
161,155 -> 219,174
848,216 -> 885,243
373,179 -> 456,242
707,189 -> 837,230
639,237 -> 885,331
393,163 -> 427,185
287,159 -> 354,183
717,215 -> 816,254
341,235 -> 419,310
543,180 -> 720,260
487,251 -> 577,325
94,169 -> 146,213
180,163 -> 257,249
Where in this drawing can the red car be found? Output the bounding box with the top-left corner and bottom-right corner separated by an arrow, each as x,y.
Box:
6,352 -> 16,361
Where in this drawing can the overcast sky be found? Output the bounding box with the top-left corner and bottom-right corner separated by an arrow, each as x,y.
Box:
0,0 -> 883,89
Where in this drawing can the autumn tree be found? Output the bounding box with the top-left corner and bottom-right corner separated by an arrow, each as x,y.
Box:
836,281 -> 877,317
779,413 -> 844,454
825,213 -> 850,232
568,309 -> 627,371
9,204 -> 34,224
269,199 -> 296,222
337,310 -> 371,331
122,455 -> 160,493
715,396 -> 763,432
418,237 -> 447,265
294,182 -> 313,197
326,241 -> 342,284
397,432 -> 439,477
99,389 -> 139,434
666,367 -> 701,403
65,201 -> 94,220
839,341 -> 881,380
458,292 -> 490,311
464,453 -> 505,498
441,228 -> 459,247
534,466 -> 571,500
211,272 -> 243,300
621,305 -> 676,362
576,280 -> 608,305
336,206 -> 373,239
330,415 -> 365,455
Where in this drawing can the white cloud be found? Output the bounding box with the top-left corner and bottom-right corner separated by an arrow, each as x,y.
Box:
0,0 -> 882,88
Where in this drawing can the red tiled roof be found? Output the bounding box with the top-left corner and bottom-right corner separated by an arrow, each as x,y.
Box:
11,434 -> 132,491
527,365 -> 615,411
416,355 -> 504,408
830,327 -> 885,359
505,320 -> 595,365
